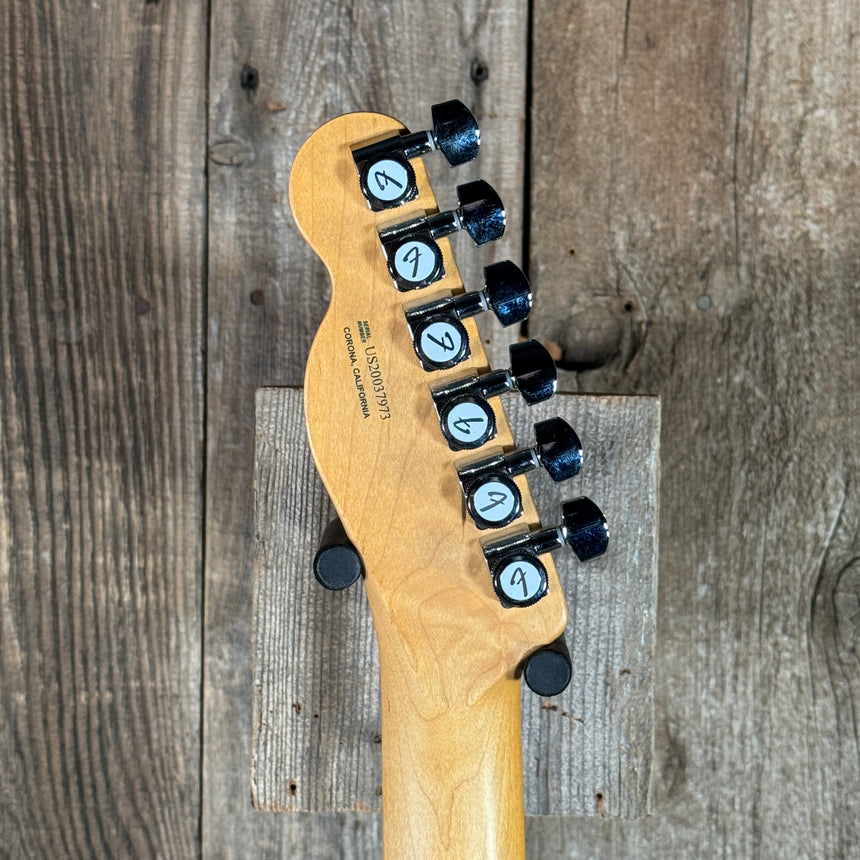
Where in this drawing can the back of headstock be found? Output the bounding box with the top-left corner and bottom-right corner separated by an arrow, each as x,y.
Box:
290,103 -> 609,858
291,109 -> 576,705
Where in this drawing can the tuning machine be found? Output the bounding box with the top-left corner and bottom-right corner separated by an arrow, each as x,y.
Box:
431,339 -> 557,451
352,100 -> 480,211
378,180 -> 506,291
405,261 -> 533,371
483,498 -> 608,607
457,418 -> 583,529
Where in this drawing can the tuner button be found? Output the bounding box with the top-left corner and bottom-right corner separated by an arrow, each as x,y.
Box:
561,497 -> 609,561
509,340 -> 558,405
439,396 -> 496,450
313,517 -> 364,590
431,100 -> 480,166
358,154 -> 416,208
523,635 -> 572,697
483,261 -> 533,327
492,553 -> 548,608
457,180 -> 506,246
412,314 -> 470,370
466,473 -> 523,530
534,418 -> 583,482
388,237 -> 445,290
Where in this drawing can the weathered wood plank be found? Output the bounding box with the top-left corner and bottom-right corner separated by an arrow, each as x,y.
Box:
253,388 -> 658,818
204,1 -> 528,855
528,0 -> 860,856
0,1 -> 206,857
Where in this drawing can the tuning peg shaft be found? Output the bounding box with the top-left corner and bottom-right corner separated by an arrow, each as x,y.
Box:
379,180 -> 506,291
405,261 -> 533,372
353,101 -> 480,210
522,634 -> 573,697
313,517 -> 364,591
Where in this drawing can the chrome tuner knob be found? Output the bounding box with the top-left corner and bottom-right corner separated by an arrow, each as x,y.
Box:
457,418 -> 583,529
483,498 -> 608,607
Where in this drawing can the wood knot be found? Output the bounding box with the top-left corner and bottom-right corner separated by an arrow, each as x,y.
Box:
209,138 -> 255,167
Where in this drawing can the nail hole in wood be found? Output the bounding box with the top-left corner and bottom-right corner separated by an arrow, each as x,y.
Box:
250,289 -> 264,306
470,58 -> 489,85
241,64 -> 260,93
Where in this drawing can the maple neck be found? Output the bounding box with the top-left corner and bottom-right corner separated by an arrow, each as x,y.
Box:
371,585 -> 526,860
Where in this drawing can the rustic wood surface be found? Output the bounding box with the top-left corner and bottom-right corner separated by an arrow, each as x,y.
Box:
0,1 -> 206,858
525,0 -> 860,857
253,389 -> 658,818
2,0 -> 857,857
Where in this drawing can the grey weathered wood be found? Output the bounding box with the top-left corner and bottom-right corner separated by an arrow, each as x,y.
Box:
204,2 -> 528,855
253,388 -> 659,818
526,0 -> 860,856
0,1 -> 206,857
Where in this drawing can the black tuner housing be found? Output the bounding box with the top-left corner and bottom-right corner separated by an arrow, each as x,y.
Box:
378,180 -> 506,291
404,260 -> 533,372
560,497 -> 609,561
508,339 -> 557,405
522,634 -> 573,697
313,517 -> 364,591
352,100 -> 480,211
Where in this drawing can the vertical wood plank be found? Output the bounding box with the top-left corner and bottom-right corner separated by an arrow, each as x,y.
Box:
529,0 -> 860,856
205,1 -> 527,855
0,1 -> 207,857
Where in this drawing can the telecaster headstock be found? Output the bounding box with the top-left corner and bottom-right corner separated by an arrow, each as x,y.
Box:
291,107 -> 605,711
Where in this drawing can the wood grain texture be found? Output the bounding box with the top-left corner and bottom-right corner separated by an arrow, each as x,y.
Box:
527,0 -> 860,856
0,1 -> 206,857
205,2 -> 527,855
253,388 -> 658,820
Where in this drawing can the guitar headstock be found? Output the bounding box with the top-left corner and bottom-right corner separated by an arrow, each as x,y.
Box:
291,106 -> 606,710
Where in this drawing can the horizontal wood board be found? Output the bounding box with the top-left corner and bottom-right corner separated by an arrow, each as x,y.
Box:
254,387 -> 659,817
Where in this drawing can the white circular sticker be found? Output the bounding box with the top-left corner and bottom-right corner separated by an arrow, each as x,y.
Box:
472,479 -> 518,525
445,400 -> 491,445
394,240 -> 439,284
497,558 -> 545,604
419,320 -> 465,366
366,158 -> 410,202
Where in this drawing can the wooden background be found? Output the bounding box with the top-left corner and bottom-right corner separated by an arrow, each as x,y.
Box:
1,0 -> 857,857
